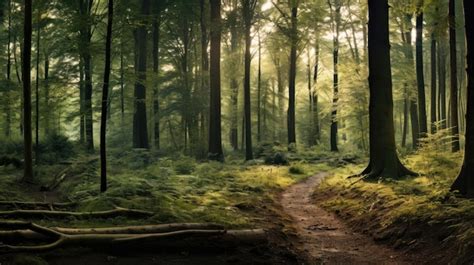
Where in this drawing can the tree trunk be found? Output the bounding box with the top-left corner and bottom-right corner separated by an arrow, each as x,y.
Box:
100,0 -> 113,193
439,37 -> 448,129
431,35 -> 438,134
243,0 -> 254,161
22,0 -> 33,182
287,5 -> 297,146
257,28 -> 262,143
416,10 -> 428,137
133,0 -> 150,149
200,0 -> 210,152
449,0 -> 461,152
330,0 -> 340,152
402,85 -> 408,147
34,6 -> 41,163
313,39 -> 320,144
208,0 -> 224,161
228,8 -> 239,150
44,54 -> 50,136
451,0 -> 474,196
152,17 -> 160,150
361,0 -> 416,180
5,0 -> 12,138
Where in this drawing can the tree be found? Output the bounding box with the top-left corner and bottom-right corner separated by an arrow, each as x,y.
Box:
242,0 -> 257,161
450,0 -> 474,197
287,1 -> 298,146
208,0 -> 224,161
99,0 -> 113,193
449,0 -> 460,152
328,0 -> 341,152
133,0 -> 150,149
23,0 -> 33,182
361,0 -> 415,179
416,5 -> 428,137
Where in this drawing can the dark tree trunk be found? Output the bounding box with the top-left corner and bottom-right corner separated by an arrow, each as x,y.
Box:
361,0 -> 415,179
5,0 -> 12,138
34,6 -> 40,163
23,0 -> 33,181
133,0 -> 150,149
99,0 -> 113,193
439,38 -> 447,129
79,58 -> 85,143
416,11 -> 428,137
329,0 -> 341,152
431,35 -> 438,134
257,28 -> 262,143
243,0 -> 254,161
200,0 -> 210,152
287,5 -> 297,146
152,17 -> 160,150
449,0 -> 461,152
208,0 -> 224,161
120,39 -> 125,125
313,39 -> 321,144
44,54 -> 50,136
451,0 -> 474,196
79,0 -> 94,151
228,7 -> 239,150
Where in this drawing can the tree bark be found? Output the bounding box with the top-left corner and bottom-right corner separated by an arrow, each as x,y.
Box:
22,0 -> 33,182
152,17 -> 160,150
208,0 -> 224,161
133,0 -> 150,149
431,35 -> 438,134
100,0 -> 113,192
287,4 -> 298,146
361,0 -> 416,179
243,0 -> 255,161
329,0 -> 341,152
451,0 -> 474,196
228,3 -> 239,150
450,0 -> 460,152
4,0 -> 12,138
416,10 -> 428,137
439,37 -> 448,129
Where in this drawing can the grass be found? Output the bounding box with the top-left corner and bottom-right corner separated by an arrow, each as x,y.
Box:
315,135 -> 474,263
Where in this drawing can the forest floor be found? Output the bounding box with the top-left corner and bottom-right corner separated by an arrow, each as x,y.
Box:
0,143 -> 473,264
280,172 -> 416,265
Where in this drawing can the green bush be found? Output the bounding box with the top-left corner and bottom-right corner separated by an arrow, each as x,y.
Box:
264,152 -> 289,165
289,164 -> 305,174
173,157 -> 196,174
38,134 -> 75,164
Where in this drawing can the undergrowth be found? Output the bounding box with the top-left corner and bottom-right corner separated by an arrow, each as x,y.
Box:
316,130 -> 473,264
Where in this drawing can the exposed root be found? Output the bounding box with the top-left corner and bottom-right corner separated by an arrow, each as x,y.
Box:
0,207 -> 154,219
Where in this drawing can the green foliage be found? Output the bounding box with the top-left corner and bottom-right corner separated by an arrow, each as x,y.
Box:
173,157 -> 196,174
9,255 -> 49,265
38,134 -> 75,164
289,163 -> 305,174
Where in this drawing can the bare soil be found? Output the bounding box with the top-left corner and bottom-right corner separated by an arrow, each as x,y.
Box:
280,173 -> 417,265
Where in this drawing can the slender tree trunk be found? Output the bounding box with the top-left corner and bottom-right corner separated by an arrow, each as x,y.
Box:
208,0 -> 224,161
361,0 -> 415,179
152,17 -> 160,150
330,1 -> 341,152
79,58 -> 85,143
287,5 -> 298,147
120,39 -> 125,125
243,0 -> 254,161
431,35 -> 438,133
228,8 -> 239,150
313,39 -> 320,144
22,0 -> 33,182
100,0 -> 113,192
257,28 -> 262,143
402,85 -> 408,147
5,0 -> 12,138
449,0 -> 461,152
34,6 -> 41,163
439,37 -> 447,129
133,0 -> 150,149
44,54 -> 50,136
200,0 -> 210,151
451,0 -> 474,196
416,10 -> 428,137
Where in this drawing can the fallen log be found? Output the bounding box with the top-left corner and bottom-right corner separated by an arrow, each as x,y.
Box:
0,223 -> 225,240
0,207 -> 154,219
0,221 -> 267,253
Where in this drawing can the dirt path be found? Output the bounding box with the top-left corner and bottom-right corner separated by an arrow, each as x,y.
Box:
280,173 -> 414,265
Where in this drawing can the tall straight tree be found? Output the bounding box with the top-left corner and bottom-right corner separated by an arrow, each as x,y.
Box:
416,6 -> 428,137
227,0 -> 239,150
79,0 -> 94,150
133,0 -> 150,149
430,33 -> 437,134
242,0 -> 257,161
23,0 -> 33,182
5,0 -> 12,138
287,1 -> 298,146
449,0 -> 460,152
152,6 -> 161,150
99,0 -> 113,193
328,0 -> 341,152
361,0 -> 415,179
208,0 -> 224,161
451,0 -> 474,197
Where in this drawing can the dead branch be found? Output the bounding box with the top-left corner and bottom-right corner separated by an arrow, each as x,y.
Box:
0,207 -> 154,219
0,201 -> 76,210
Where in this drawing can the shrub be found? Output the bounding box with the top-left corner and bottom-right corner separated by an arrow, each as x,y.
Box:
264,152 -> 289,165
289,164 -> 305,174
173,157 -> 196,174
